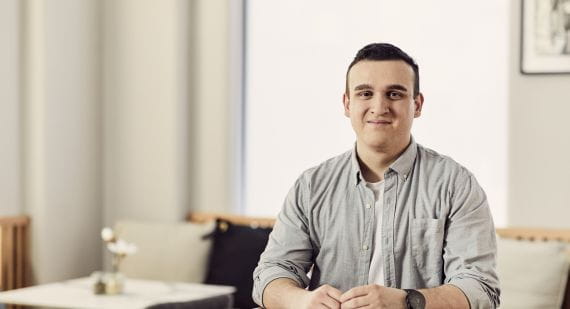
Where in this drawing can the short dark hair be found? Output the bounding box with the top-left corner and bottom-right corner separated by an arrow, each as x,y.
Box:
345,43 -> 420,97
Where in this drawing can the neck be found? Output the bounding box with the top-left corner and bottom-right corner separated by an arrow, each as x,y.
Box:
356,137 -> 411,183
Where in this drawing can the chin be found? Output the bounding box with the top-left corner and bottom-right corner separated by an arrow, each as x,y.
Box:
362,137 -> 389,150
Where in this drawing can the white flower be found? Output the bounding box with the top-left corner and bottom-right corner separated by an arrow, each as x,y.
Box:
101,227 -> 115,242
107,239 -> 138,256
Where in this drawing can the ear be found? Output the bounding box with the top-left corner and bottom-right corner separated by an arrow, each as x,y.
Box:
343,93 -> 350,117
413,93 -> 424,118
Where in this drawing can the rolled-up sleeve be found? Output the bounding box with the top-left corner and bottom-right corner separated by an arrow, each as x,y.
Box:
443,171 -> 501,309
252,176 -> 314,307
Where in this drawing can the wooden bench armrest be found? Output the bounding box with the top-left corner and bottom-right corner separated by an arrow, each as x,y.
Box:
186,212 -> 276,228
0,215 -> 30,291
496,227 -> 570,242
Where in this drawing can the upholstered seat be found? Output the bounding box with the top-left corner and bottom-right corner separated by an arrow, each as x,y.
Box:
114,220 -> 215,283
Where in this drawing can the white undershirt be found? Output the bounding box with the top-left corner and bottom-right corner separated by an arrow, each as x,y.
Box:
366,180 -> 385,285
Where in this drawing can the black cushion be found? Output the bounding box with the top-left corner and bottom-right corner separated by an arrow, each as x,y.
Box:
204,219 -> 272,309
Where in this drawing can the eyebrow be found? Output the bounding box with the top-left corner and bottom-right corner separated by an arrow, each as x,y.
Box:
353,84 -> 374,91
386,84 -> 409,92
353,84 -> 409,92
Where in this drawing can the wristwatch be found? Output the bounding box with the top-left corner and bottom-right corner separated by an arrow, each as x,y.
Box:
404,289 -> 426,309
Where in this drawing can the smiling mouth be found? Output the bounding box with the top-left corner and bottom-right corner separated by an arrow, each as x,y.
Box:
367,120 -> 392,125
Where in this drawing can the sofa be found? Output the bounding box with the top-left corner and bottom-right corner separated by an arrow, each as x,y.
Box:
495,228 -> 570,309
116,213 -> 570,309
116,213 -> 274,309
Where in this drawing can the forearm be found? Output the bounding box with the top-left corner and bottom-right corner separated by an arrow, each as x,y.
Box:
419,284 -> 469,309
262,278 -> 309,309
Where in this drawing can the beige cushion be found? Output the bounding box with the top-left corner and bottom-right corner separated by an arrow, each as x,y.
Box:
497,237 -> 570,309
114,220 -> 215,283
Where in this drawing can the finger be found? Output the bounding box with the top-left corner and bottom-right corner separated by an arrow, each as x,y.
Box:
341,296 -> 370,309
340,297 -> 371,309
340,286 -> 368,303
321,295 -> 341,309
326,286 -> 343,301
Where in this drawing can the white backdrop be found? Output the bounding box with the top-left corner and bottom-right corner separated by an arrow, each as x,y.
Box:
245,0 -> 508,227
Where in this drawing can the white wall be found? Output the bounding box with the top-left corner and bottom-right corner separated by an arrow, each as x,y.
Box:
102,0 -> 233,224
190,0 -> 232,213
508,0 -> 570,228
0,0 -> 21,216
103,0 -> 191,224
23,0 -> 102,283
0,0 -> 233,283
245,0 -> 509,227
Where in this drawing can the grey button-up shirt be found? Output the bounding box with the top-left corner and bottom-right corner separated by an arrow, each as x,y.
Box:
253,139 -> 500,308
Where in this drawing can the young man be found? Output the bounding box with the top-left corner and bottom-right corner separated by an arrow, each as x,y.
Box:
253,43 -> 500,309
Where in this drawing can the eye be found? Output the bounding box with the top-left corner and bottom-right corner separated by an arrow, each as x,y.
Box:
387,91 -> 404,100
356,90 -> 373,99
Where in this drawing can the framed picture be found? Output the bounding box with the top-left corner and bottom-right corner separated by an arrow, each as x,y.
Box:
521,0 -> 570,74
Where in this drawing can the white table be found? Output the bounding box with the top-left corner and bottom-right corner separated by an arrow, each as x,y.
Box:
0,277 -> 235,309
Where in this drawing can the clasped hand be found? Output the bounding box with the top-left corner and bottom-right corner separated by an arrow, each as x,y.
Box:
301,284 -> 407,309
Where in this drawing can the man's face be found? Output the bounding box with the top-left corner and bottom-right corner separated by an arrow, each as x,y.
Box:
343,60 -> 423,151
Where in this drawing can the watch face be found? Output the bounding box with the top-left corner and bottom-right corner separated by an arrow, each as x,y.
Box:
406,289 -> 426,309
410,296 -> 423,307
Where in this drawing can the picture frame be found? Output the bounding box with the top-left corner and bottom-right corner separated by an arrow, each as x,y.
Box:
521,0 -> 570,74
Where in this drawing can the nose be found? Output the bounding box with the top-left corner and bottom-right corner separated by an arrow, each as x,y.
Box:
370,95 -> 389,115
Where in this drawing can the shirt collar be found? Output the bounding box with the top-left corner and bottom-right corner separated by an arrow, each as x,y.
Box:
389,136 -> 417,180
350,145 -> 362,186
351,136 -> 418,186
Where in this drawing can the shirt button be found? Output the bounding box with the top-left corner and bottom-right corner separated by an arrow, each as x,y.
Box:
362,245 -> 369,250
365,203 -> 371,209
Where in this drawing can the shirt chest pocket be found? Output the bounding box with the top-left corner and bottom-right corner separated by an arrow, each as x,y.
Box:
411,218 -> 445,271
